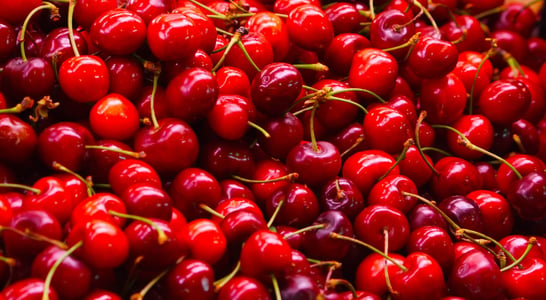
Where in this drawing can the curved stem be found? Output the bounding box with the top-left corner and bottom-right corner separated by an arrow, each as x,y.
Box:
501,237 -> 536,272
0,183 -> 40,194
309,102 -> 319,152
369,0 -> 376,19
67,0 -> 80,57
85,145 -> 145,159
20,3 -> 58,61
329,88 -> 386,103
378,139 -> 414,181
232,173 -> 298,184
108,210 -> 168,245
214,261 -> 241,291
236,40 -> 261,73
459,228 -> 519,264
415,111 -> 439,176
52,161 -> 94,197
411,0 -> 440,37
149,70 -> 161,130
325,96 -> 368,114
283,224 -> 326,239
247,121 -> 271,138
42,241 -> 83,300
469,41 -> 496,114
212,31 -> 242,72
271,273 -> 282,300
198,203 -> 225,219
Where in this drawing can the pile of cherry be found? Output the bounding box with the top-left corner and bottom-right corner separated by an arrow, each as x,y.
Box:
0,0 -> 546,299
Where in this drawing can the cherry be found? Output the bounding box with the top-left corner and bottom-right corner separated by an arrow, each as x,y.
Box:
70,192 -> 127,229
240,230 -> 292,278
302,210 -> 354,261
266,182 -> 320,227
407,37 -> 458,79
327,122 -> 368,158
108,159 -> 162,197
24,176 -> 73,225
354,204 -> 410,252
279,274 -> 321,300
286,4 -> 334,52
135,85 -> 169,121
219,209 -> 267,247
497,235 -> 545,264
496,154 -> 545,195
89,93 -> 140,141
40,27 -> 88,71
323,33 -> 371,76
478,79 -> 531,125
124,218 -> 188,270
390,252 -> 447,300
219,179 -> 255,202
368,175 -> 418,214
217,276 -> 271,300
250,62 -> 303,117
342,149 -> 399,198
419,72 -> 467,124
430,156 -> 483,200
440,15 -> 486,53
146,12 -> 199,61
173,6 -> 217,54
399,146 -> 434,188
408,203 -> 449,231
407,226 -> 454,272
324,2 -> 366,35
0,114 -> 37,165
74,0 -> 118,29
85,139 -> 140,184
502,257 -> 546,300
104,55 -> 144,102
1,57 -> 56,100
207,100 -> 249,141
166,67 -> 219,123
121,183 -> 172,221
257,112 -> 303,160
490,30 -> 529,70
363,105 -> 413,154
216,66 -> 251,97
448,249 -> 506,300
466,190 -> 514,240
507,172 -> 546,221
313,79 -> 360,131
184,218 -> 226,266
247,11 -> 290,61
249,159 -> 293,208
169,167 -> 221,221
198,137 -> 255,180
445,114 -> 494,160
224,32 -> 274,80
90,8 -> 146,55
1,278 -> 58,300
212,197 -> 262,225
31,245 -> 92,300
125,0 -> 169,24
0,0 -> 41,26
165,258 -> 215,300
286,141 -> 341,188
319,177 -> 365,221
369,8 -> 415,60
83,289 -> 122,300
134,118 -> 199,176
59,55 -> 110,103
349,48 -> 399,102
355,252 -> 406,298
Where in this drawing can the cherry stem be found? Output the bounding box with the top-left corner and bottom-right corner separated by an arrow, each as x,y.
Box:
309,102 -> 320,152
267,199 -> 284,228
270,273 -> 282,300
283,223 -> 326,239
0,97 -> 35,114
212,31 -> 242,72
85,145 -> 146,159
52,161 -> 95,197
415,111 -> 439,176
369,0 -> 376,19
149,69 -> 161,130
0,183 -> 41,194
512,134 -> 527,153
421,146 -> 452,156
213,261 -> 241,292
108,210 -> 168,245
383,228 -> 398,296
431,124 -> 523,179
292,63 -> 329,72
500,237 -> 537,272
232,173 -> 299,184
42,241 -> 83,300
324,96 -> 368,114
340,135 -> 365,158
67,0 -> 80,57
0,226 -> 67,250
329,232 -> 408,272
329,88 -> 386,103
378,138 -> 414,181
411,0 -> 441,37
236,40 -> 261,73
457,228 -> 519,264
19,2 -> 58,62
327,279 -> 358,299
198,203 -> 225,219
473,5 -> 506,19
187,0 -> 225,18
247,121 -> 271,138
500,48 -> 525,78
381,32 -> 421,53
469,40 -> 496,114
130,257 -> 184,300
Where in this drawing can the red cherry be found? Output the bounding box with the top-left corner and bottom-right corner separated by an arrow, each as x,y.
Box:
104,55 -> 144,102
349,48 -> 399,102
446,114 -> 495,160
419,72 -> 467,124
74,0 -> 118,29
257,112 -> 304,160
1,57 -> 56,100
354,204 -> 410,252
478,79 -> 531,125
173,7 -> 217,54
108,159 -> 162,197
24,177 -> 73,225
342,150 -> 399,197
1,278 -> 58,300
70,193 -> 127,228
407,37 -> 458,79
408,203 -> 448,231
266,183 -> 320,227
466,190 -> 514,240
207,100 -> 249,141
496,154 -> 545,195
502,257 -> 546,300
438,195 -> 485,233
89,93 -> 140,141
121,183 -> 173,221
302,210 -> 354,261
407,226 -> 454,272
390,252 -> 446,300
58,55 -> 110,103
90,8 -> 146,55
0,0 -> 41,25
0,114 -> 37,165
440,15 -> 486,52
125,0 -> 169,24
314,79 -> 360,130
224,32 -> 274,80
216,66 -> 251,97
355,252 -> 406,297
184,218 -> 227,266
286,4 -> 334,52
430,156 -> 482,200
165,259 -> 215,300
146,12 -> 199,61
323,33 -> 371,76
363,105 -> 413,154
0,19 -> 16,61
286,141 -> 341,188
240,230 -> 292,278
324,2 -> 366,34
368,175 -> 418,214
369,8 -> 415,60
247,11 -> 290,61
507,172 -> 546,221
319,177 -> 365,221
217,276 -> 271,300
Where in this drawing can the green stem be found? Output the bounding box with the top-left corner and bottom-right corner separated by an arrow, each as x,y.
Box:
187,0 -> 225,17
214,261 -> 241,291
369,0 -> 376,19
329,87 -> 386,103
460,228 -> 519,264
292,63 -> 329,72
52,161 -> 94,197
236,40 -> 261,73
271,274 -> 282,300
309,102 -> 319,152
501,237 -> 536,272
232,173 -> 298,184
469,44 -> 496,114
20,3 -> 58,61
378,139 -> 414,181
42,241 -> 83,300
325,96 -> 368,114
108,210 -> 168,245
67,0 -> 80,57
198,203 -> 225,220
267,200 -> 284,228
85,145 -> 145,159
149,70 -> 161,129
248,121 -> 270,138
283,224 -> 326,239
212,31 -> 241,72
414,111 -> 439,176
0,183 -> 40,194
411,0 -> 441,37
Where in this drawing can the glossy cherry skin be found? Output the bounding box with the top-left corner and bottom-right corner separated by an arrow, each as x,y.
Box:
363,105 -> 413,154
266,183 -> 320,227
240,230 -> 292,278
446,114 -> 494,160
146,12 -> 199,61
23,177 -> 73,225
324,2 -> 366,34
31,245 -> 92,300
90,8 -> 146,55
220,209 -> 267,247
369,8 -> 415,60
216,66 -> 251,97
319,177 -> 365,221
286,141 -> 341,188
70,192 -> 127,228
408,37 -> 458,79
74,0 -> 118,29
349,48 -> 399,102
121,183 -> 172,221
368,175 -> 418,214
0,19 -> 15,61
165,259 -> 214,300
217,276 -> 271,300
419,72 -> 467,124
104,55 -> 144,102
430,156 -> 482,200
398,146 -> 433,188
172,7 -> 217,54
2,209 -> 62,260
198,137 -> 255,180
502,257 -> 546,300
169,167 -> 221,221
478,79 -> 531,125
279,274 -> 321,300
134,118 -> 199,176
108,158 -> 162,196
323,33 -> 370,76
312,80 -> 360,129
250,159 -> 292,208
225,32 -> 274,80
124,218 -> 188,270
448,249 -> 506,300
507,172 -> 546,221
258,113 -> 303,160
496,154 -> 545,195
89,93 -> 140,141
497,235 -> 545,264
250,62 -> 303,117
302,210 -> 353,261
1,278 -> 58,300
286,4 -> 334,52
66,219 -> 129,270
466,190 -> 514,240
408,203 -> 449,231
354,204 -> 410,252
440,15 -> 486,52
86,139 -> 136,184
58,55 -> 110,103
247,11 -> 290,62
0,114 -> 37,165
184,218 -> 226,266
355,252 -> 406,297
207,100 -> 248,141
391,252 -> 446,300
342,150 -> 399,198
166,67 -> 219,123
83,289 -> 122,300
439,195 -> 485,232
407,226 -> 454,272
1,57 -> 55,100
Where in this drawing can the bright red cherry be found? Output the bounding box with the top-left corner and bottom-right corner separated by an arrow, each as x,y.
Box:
349,48 -> 399,102
90,8 -> 146,55
342,150 -> 399,197
89,93 -> 140,141
286,4 -> 334,52
146,12 -> 199,61
58,55 -> 110,103
240,230 -> 292,278
478,79 -> 531,125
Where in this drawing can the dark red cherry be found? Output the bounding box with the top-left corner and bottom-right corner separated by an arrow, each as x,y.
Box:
430,156 -> 482,200
368,174 -> 418,214
408,203 -> 448,231
240,230 -> 292,278
0,114 -> 37,165
319,177 -> 365,221
198,137 -> 255,180
349,48 -> 399,102
125,0 -> 169,24
266,183 -> 320,227
286,141 -> 341,188
496,154 -> 545,195
302,210 -> 354,261
314,79 -> 359,130
466,190 -> 514,240
507,172 -> 546,221
0,19 -> 16,61
104,55 -> 144,102
74,0 -> 118,29
440,15 -> 486,52
217,276 -> 271,300
165,259 -> 215,300
439,195 -> 485,232
108,158 -> 162,196
419,72 -> 467,124
369,8 -> 415,60
121,183 -> 172,221
219,209 -> 267,247
0,0 -> 41,25
1,57 -> 56,100
258,112 -> 303,160
324,2 -> 366,34
323,33 -> 371,76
